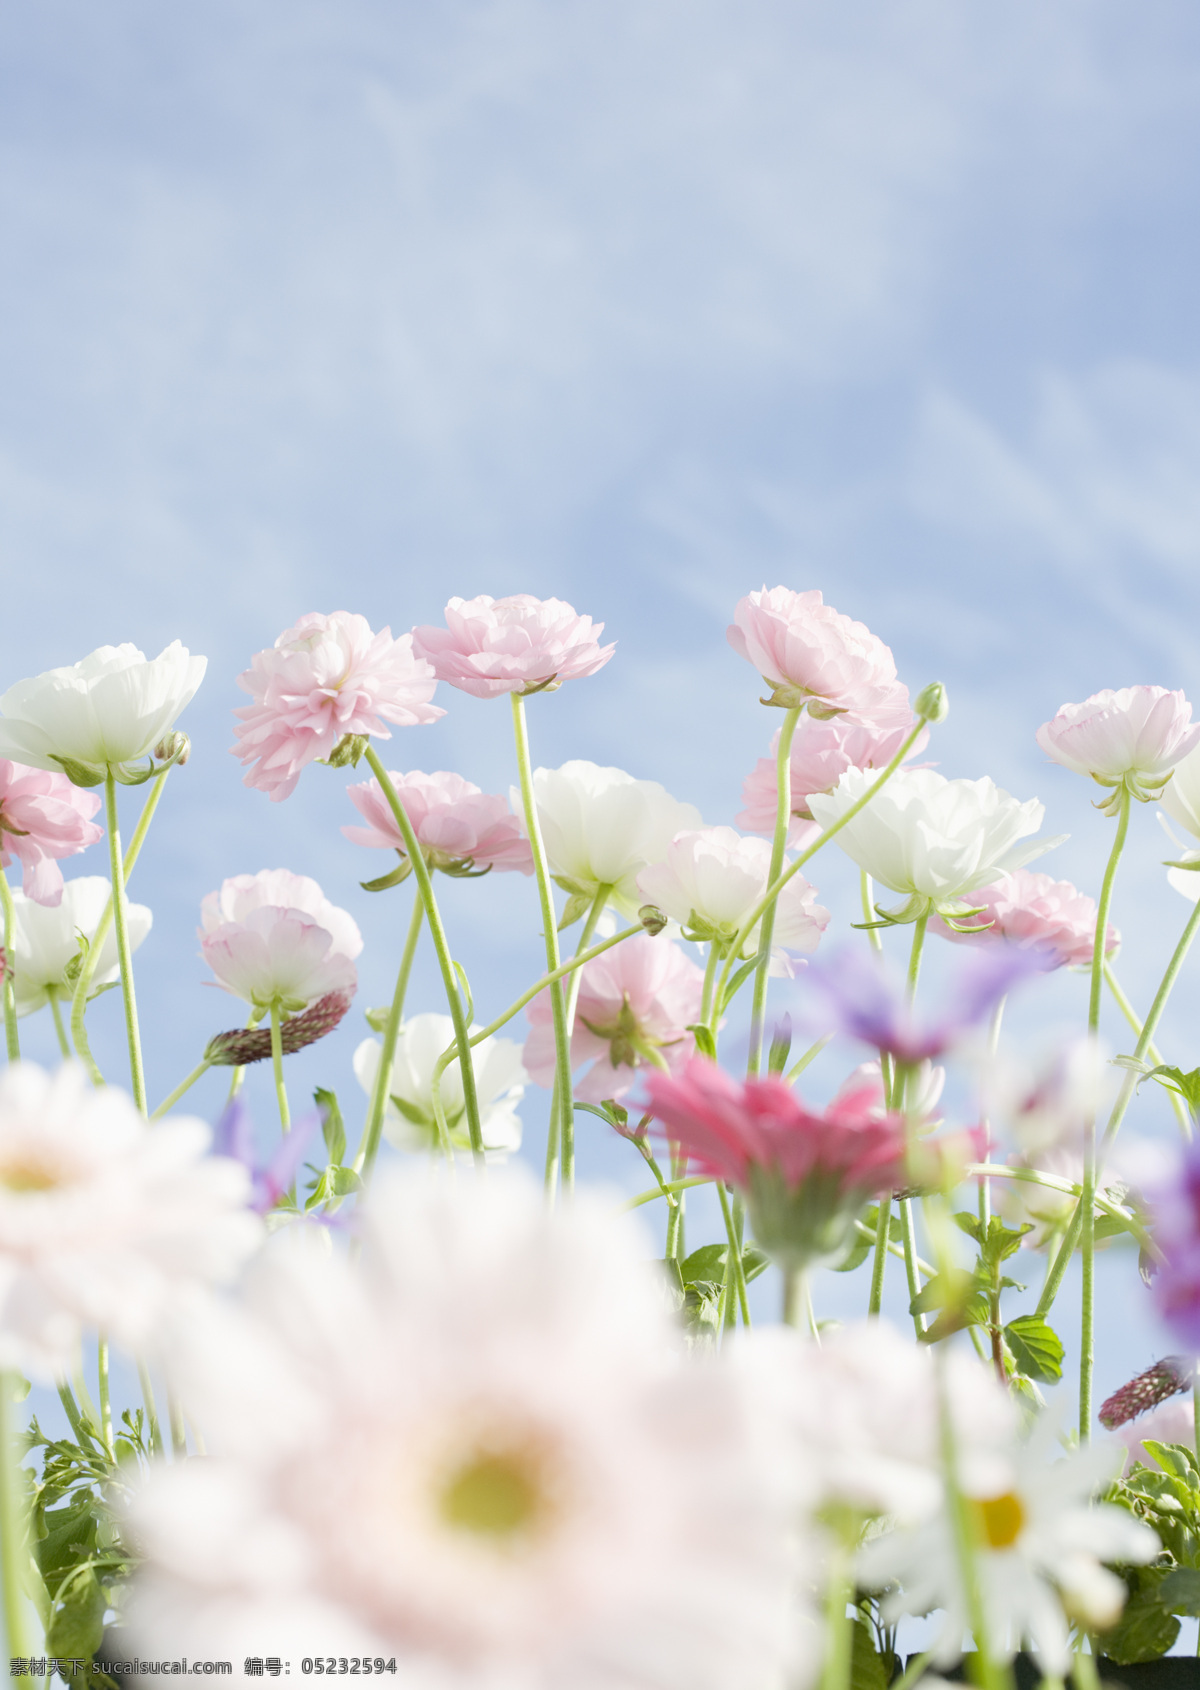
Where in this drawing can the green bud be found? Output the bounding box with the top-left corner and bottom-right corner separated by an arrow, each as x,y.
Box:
639,904 -> 668,936
913,681 -> 949,724
326,733 -> 369,769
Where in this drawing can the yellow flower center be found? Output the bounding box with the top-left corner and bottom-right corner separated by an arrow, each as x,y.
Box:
975,1490 -> 1025,1550
438,1445 -> 548,1542
0,1156 -> 63,1194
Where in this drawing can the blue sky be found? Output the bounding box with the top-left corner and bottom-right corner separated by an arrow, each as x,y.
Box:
4,2 -> 1200,1428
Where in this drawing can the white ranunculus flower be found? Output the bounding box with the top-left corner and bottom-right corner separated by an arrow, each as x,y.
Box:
523,761 -> 702,919
0,1061 -> 261,1378
808,767 -> 1060,924
1161,738 -> 1200,840
127,1170 -> 811,1685
10,875 -> 152,1018
0,641 -> 206,784
354,1015 -> 525,1157
636,826 -> 829,970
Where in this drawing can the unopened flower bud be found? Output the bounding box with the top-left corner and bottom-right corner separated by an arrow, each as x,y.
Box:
1098,1356 -> 1193,1429
153,731 -> 191,767
204,991 -> 352,1067
639,904 -> 668,936
326,733 -> 369,770
914,682 -> 949,724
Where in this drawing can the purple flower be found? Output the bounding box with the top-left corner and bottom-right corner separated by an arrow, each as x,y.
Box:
212,1098 -> 322,1215
795,945 -> 1053,1063
1147,1141 -> 1200,1348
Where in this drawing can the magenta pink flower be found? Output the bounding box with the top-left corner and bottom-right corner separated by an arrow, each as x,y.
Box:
737,713 -> 929,845
199,870 -> 362,1013
410,595 -> 615,699
524,935 -> 705,1104
0,762 -> 102,906
643,1058 -> 907,1269
930,869 -> 1119,969
1036,686 -> 1200,812
727,587 -> 911,723
343,769 -> 533,877
232,613 -> 444,802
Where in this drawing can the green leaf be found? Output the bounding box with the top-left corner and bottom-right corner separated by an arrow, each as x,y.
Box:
1097,1568 -> 1180,1664
314,1088 -> 346,1166
767,1022 -> 792,1076
720,956 -> 759,1012
849,1621 -> 889,1690
686,1024 -> 717,1061
330,1166 -> 362,1197
977,1215 -> 1033,1271
1141,1441 -> 1200,1481
680,1244 -> 728,1286
1160,1566 -> 1200,1617
911,1268 -> 979,1316
742,1247 -> 770,1284
953,1211 -> 984,1244
1003,1315 -> 1064,1384
557,891 -> 595,930
46,1567 -> 107,1660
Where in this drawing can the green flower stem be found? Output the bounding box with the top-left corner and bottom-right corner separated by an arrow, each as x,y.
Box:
1103,961 -> 1191,1139
899,1199 -> 925,1337
167,1388 -> 188,1459
748,706 -> 802,1077
1082,786 -> 1132,1443
356,894 -> 425,1183
1036,1200 -> 1086,1320
664,1160 -> 686,1261
699,940 -> 723,1032
906,911 -> 929,1001
781,1265 -> 805,1329
853,1215 -> 934,1277
150,1060 -> 212,1121
1102,891 -> 1200,1147
104,772 -> 147,1111
55,1382 -> 95,1453
861,870 -> 884,954
894,921 -> 930,1334
978,999 -> 1006,1228
69,766 -> 170,1084
966,1161 -> 1156,1259
0,876 -> 20,1061
0,1371 -> 32,1673
136,1359 -> 163,1459
363,746 -> 484,1163
819,1537 -> 854,1690
96,1338 -> 114,1460
47,990 -> 71,1060
510,695 -> 574,1191
934,1343 -> 1003,1690
225,1008 -> 265,1103
546,889 -> 609,1192
269,1002 -> 290,1133
785,1033 -> 832,1084
867,1195 -> 892,1316
716,716 -> 930,1014
716,1180 -> 751,1329
622,1174 -> 711,1210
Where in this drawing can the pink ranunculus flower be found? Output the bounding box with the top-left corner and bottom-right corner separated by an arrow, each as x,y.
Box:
523,935 -> 705,1104
232,613 -> 444,802
929,869 -> 1120,969
643,1058 -> 907,1271
737,714 -> 929,847
0,762 -> 103,905
636,826 -> 829,973
1036,686 -> 1200,812
199,870 -> 362,1013
410,595 -> 615,699
343,769 -> 533,876
727,587 -> 911,723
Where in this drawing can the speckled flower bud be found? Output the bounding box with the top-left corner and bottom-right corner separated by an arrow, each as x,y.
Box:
204,990 -> 352,1067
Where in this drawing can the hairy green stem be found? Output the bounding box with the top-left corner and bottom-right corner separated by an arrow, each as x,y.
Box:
748,706 -> 801,1076
364,746 -> 484,1162
47,990 -> 70,1060
105,773 -> 147,1110
510,695 -> 574,1190
269,1002 -> 291,1132
716,1180 -> 751,1328
547,889 -> 608,1192
1081,787 -> 1131,1442
868,1195 -> 892,1316
1036,1199 -> 1085,1320
356,894 -> 424,1182
150,1059 -> 212,1121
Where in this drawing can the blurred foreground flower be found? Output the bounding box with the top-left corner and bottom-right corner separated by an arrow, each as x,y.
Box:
412,594 -> 615,698
0,642 -> 206,786
1037,686 -> 1200,813
199,870 -> 362,1012
355,1014 -> 526,1156
127,1170 -> 809,1687
233,612 -> 443,801
1143,1138 -> 1200,1349
344,768 -> 532,881
0,761 -> 102,905
10,874 -> 151,1019
643,1057 -> 906,1271
0,1062 -> 260,1378
524,934 -> 704,1104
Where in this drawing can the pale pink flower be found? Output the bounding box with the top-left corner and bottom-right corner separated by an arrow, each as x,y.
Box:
232,613 -> 444,802
344,769 -> 532,876
637,827 -> 828,972
737,714 -> 928,847
1036,687 -> 1200,810
524,935 -> 705,1104
644,1058 -> 907,1270
0,761 -> 102,905
0,1061 -> 260,1379
199,870 -> 362,1012
411,595 -> 615,699
727,587 -> 911,722
930,869 -> 1119,968
127,1170 -> 808,1686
